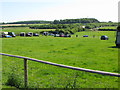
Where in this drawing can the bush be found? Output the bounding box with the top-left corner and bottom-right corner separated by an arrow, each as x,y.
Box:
5,67 -> 24,88
6,73 -> 23,88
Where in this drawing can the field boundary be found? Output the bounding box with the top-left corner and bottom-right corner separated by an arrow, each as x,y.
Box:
1,53 -> 120,87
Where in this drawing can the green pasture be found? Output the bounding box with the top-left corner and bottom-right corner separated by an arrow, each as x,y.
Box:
1,27 -> 55,34
28,24 -> 49,26
99,26 -> 117,29
1,29 -> 119,88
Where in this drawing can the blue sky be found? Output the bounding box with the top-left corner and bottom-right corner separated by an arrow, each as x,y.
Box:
0,0 -> 119,23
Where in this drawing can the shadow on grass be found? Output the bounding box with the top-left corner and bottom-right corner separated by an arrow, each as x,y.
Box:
108,46 -> 120,48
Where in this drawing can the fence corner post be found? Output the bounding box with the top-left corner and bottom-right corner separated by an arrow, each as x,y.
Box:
24,58 -> 28,88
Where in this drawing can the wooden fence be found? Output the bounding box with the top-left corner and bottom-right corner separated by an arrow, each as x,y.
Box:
0,53 -> 120,88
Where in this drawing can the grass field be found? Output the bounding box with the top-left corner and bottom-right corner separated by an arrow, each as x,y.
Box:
1,27 -> 119,88
1,27 -> 55,34
0,24 -> 49,26
99,26 -> 117,29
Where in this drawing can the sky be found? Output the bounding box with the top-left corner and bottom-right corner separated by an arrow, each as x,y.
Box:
0,0 -> 119,23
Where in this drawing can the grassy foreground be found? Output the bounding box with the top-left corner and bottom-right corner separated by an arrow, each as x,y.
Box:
1,30 -> 119,88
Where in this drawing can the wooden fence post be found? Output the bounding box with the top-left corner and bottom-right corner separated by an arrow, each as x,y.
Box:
24,58 -> 28,88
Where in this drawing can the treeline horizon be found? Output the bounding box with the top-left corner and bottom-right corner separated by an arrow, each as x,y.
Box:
1,18 -> 116,24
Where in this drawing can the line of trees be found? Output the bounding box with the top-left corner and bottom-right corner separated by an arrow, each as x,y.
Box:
29,22 -> 118,34
29,23 -> 117,30
1,18 -> 118,35
52,18 -> 100,24
3,18 -> 99,24
29,24 -> 85,34
2,18 -> 118,26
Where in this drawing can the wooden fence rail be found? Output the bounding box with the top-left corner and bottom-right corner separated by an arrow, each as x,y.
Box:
0,53 -> 120,88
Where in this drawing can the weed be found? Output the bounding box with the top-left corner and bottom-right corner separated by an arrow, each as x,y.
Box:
6,72 -> 22,88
